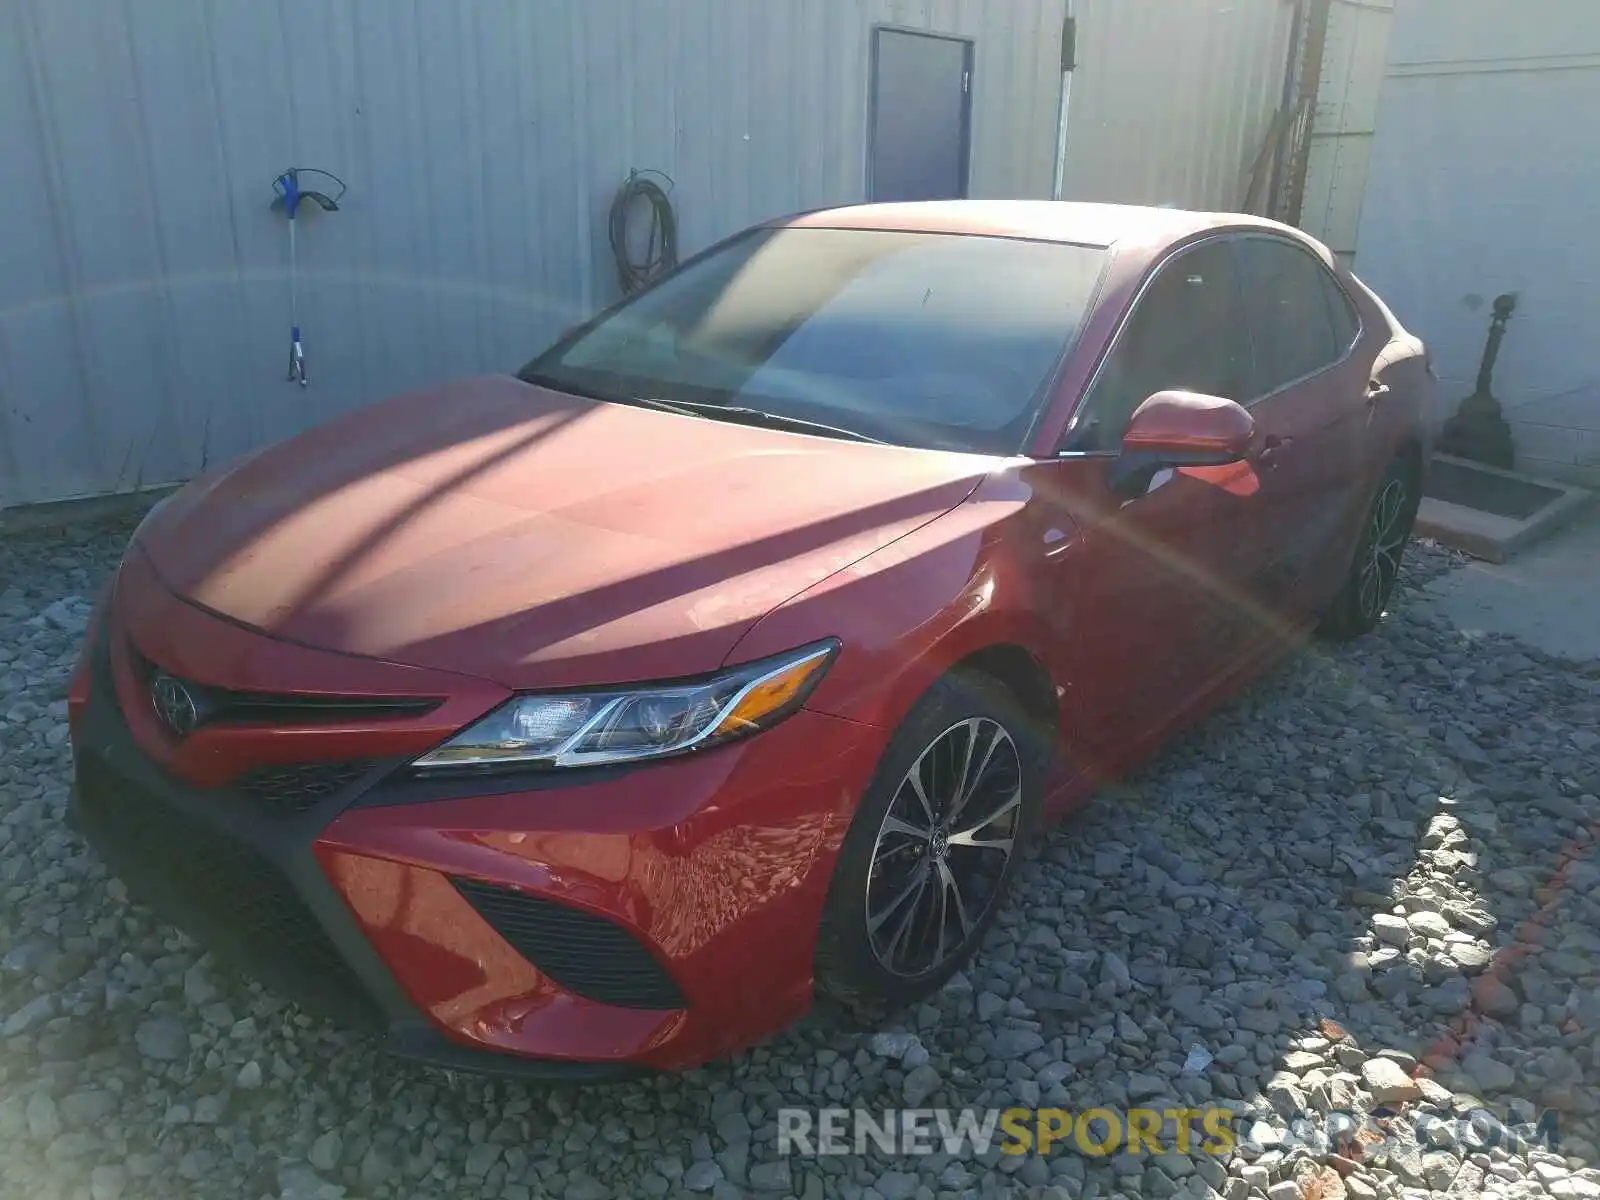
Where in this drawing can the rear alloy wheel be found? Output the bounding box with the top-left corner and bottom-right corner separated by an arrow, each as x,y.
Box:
1321,455 -> 1419,639
815,673 -> 1043,1019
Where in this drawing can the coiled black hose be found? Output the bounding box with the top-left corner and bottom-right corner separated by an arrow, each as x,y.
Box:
609,169 -> 678,294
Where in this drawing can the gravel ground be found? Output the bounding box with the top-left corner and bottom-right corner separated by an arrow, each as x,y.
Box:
2,518 -> 1597,1200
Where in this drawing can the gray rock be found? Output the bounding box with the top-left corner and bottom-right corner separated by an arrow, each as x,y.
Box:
1101,951 -> 1132,992
89,1165 -> 128,1200
1425,975 -> 1473,1014
903,1063 -> 942,1107
464,1141 -> 502,1178
26,1091 -> 62,1140
1422,1151 -> 1461,1190
867,1030 -> 919,1059
1372,914 -> 1409,946
875,1170 -> 920,1200
717,1110 -> 752,1145
1362,1057 -> 1421,1103
993,1028 -> 1045,1059
1448,941 -> 1494,971
1406,910 -> 1452,939
942,970 -> 974,996
308,1130 -> 343,1174
684,1161 -> 723,1193
1237,1006 -> 1279,1035
2,993 -> 56,1035
1334,972 -> 1371,1002
1445,727 -> 1490,764
1127,1072 -> 1167,1101
59,1089 -> 118,1126
1463,1052 -> 1517,1093
1260,920 -> 1302,952
1454,907 -> 1497,935
134,1015 -> 189,1062
183,961 -> 218,1006
359,1143 -> 398,1190
748,1161 -> 792,1192
276,1161 -> 340,1200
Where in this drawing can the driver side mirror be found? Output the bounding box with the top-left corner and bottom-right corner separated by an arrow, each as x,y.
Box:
1106,390 -> 1255,499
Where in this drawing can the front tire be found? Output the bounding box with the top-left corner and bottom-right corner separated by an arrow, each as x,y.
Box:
814,672 -> 1044,1021
1320,454 -> 1419,640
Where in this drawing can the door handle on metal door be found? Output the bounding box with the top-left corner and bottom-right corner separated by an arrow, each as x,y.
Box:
1366,380 -> 1391,405
1257,434 -> 1292,466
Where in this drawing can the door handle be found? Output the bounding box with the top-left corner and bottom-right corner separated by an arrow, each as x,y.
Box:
1256,433 -> 1292,465
1365,380 -> 1391,405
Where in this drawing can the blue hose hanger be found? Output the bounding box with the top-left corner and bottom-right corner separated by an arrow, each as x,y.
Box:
270,168 -> 346,387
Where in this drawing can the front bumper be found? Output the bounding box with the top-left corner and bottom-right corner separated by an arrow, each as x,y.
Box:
69,604 -> 885,1075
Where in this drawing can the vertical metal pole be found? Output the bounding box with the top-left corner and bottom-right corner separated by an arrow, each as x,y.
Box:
1052,73 -> 1074,200
287,215 -> 298,335
1052,12 -> 1078,201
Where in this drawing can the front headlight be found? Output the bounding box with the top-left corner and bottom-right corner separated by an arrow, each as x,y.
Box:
412,640 -> 839,772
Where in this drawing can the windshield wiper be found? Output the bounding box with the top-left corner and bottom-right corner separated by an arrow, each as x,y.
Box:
646,399 -> 888,444
519,370 -> 885,443
518,370 -> 706,418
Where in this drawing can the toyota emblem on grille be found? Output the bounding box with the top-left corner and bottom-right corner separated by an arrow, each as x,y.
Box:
151,672 -> 201,737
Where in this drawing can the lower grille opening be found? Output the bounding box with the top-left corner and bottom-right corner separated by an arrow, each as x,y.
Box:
74,755 -> 382,1029
453,878 -> 686,1010
234,762 -> 378,814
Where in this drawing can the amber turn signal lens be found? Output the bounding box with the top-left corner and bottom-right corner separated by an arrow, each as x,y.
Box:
710,648 -> 834,737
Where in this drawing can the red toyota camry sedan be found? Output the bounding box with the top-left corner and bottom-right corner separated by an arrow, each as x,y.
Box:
69,201 -> 1434,1077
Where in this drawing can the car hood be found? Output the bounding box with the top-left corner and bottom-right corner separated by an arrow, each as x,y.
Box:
137,375 -> 989,690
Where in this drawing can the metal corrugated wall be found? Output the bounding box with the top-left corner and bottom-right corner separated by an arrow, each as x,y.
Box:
1060,0 -> 1299,211
2,0 -> 1299,510
0,0 -> 1070,509
1354,0 -> 1600,484
1300,0 -> 1396,265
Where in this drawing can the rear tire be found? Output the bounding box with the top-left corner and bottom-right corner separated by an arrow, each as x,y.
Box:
1320,454 -> 1419,640
814,672 -> 1045,1022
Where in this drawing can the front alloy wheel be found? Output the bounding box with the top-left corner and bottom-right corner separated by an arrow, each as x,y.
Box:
815,672 -> 1042,1019
865,717 -> 1022,977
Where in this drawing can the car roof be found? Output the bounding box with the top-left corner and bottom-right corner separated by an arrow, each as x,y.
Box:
781,199 -> 1295,250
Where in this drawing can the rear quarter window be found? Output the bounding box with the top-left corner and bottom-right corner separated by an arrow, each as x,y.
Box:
1319,270 -> 1361,350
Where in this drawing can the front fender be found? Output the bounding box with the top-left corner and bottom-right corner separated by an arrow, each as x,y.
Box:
723,470 -> 1064,735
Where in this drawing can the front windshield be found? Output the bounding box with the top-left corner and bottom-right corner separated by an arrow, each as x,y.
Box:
522,226 -> 1109,454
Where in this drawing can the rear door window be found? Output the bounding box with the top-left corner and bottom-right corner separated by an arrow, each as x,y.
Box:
1235,237 -> 1344,397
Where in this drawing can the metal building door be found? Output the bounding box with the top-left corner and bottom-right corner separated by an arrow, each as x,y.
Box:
868,29 -> 972,203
